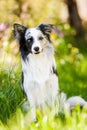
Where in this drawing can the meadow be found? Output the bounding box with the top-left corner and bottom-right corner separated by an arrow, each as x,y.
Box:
0,23 -> 87,129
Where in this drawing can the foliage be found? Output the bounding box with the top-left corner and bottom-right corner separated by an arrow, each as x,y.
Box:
56,39 -> 87,99
0,67 -> 24,123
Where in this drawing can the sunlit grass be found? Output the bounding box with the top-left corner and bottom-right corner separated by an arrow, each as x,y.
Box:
0,107 -> 87,130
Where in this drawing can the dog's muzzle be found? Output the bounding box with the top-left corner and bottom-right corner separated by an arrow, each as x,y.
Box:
32,46 -> 41,54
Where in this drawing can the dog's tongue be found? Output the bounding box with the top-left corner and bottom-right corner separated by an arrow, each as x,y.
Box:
52,26 -> 64,38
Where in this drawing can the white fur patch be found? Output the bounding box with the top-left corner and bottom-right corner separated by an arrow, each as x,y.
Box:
22,43 -> 59,120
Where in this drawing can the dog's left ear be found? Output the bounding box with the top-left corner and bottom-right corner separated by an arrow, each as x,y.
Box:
13,23 -> 27,39
38,23 -> 64,38
38,24 -> 53,36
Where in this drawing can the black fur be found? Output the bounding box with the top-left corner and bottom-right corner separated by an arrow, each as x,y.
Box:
13,24 -> 32,60
52,66 -> 58,76
38,24 -> 53,42
25,36 -> 34,53
22,72 -> 26,96
22,71 -> 24,85
19,33 -> 30,61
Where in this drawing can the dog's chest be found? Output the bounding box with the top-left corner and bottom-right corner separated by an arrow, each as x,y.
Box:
22,53 -> 53,83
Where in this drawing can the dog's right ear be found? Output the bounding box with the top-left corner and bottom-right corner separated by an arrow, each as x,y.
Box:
13,23 -> 27,39
38,24 -> 53,36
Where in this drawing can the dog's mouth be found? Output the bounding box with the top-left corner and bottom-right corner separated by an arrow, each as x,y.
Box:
33,49 -> 43,55
34,51 -> 40,54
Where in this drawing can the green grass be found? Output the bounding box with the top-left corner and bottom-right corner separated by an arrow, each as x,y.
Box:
0,107 -> 87,130
55,37 -> 87,100
0,67 -> 24,123
0,34 -> 87,129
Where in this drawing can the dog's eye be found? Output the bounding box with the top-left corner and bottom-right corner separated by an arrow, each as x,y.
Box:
27,37 -> 33,43
38,36 -> 44,40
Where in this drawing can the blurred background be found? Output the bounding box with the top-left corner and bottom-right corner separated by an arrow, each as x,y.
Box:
0,0 -> 87,66
0,0 -> 87,123
0,0 -> 87,65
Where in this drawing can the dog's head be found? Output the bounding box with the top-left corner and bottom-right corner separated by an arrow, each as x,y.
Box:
13,23 -> 53,58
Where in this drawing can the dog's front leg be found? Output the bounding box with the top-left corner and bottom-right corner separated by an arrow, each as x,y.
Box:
27,95 -> 36,121
46,73 -> 59,115
24,88 -> 36,121
30,106 -> 36,121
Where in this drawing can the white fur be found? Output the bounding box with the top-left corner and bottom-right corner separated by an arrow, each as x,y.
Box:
25,28 -> 48,54
64,96 -> 87,110
22,35 -> 59,120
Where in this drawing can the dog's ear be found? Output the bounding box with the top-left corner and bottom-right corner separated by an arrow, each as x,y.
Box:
13,23 -> 27,39
38,23 -> 64,38
38,23 -> 53,36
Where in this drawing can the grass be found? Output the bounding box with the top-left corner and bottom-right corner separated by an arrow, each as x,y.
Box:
0,66 -> 24,123
0,107 -> 87,129
0,34 -> 87,129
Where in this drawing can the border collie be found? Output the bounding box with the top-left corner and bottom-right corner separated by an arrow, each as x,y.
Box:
13,23 -> 59,120
13,23 -> 87,120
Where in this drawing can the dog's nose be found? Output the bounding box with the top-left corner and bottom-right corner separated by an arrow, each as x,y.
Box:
34,47 -> 39,52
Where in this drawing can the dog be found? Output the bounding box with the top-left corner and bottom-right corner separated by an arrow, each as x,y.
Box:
13,23 -> 87,121
13,23 -> 60,120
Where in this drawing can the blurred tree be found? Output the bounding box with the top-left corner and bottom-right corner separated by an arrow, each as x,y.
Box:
65,0 -> 84,36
